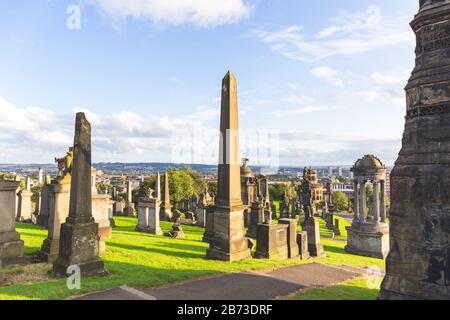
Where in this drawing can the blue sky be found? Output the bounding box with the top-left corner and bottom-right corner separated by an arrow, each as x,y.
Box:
0,0 -> 419,167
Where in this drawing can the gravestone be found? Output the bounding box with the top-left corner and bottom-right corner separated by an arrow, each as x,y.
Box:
33,191 -> 41,217
136,196 -> 162,235
254,223 -> 289,259
53,113 -> 105,277
246,200 -> 265,239
17,188 -> 32,222
160,173 -> 172,221
202,206 -> 215,243
92,194 -> 113,254
37,175 -> 52,228
379,0 -> 450,300
123,180 -> 135,217
164,224 -> 185,239
0,180 -> 24,267
279,218 -> 300,259
296,231 -> 310,260
36,175 -> 71,263
334,218 -> 341,236
205,72 -> 251,262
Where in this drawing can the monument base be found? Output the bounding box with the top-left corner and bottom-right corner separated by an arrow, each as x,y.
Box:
53,220 -> 106,277
206,206 -> 251,262
345,223 -> 389,259
0,232 -> 24,267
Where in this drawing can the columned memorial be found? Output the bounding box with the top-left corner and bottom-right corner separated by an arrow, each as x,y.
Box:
205,71 -> 251,261
379,0 -> 450,299
53,113 -> 105,276
345,155 -> 389,259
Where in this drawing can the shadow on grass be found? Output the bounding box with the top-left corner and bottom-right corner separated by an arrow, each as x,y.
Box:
106,241 -> 206,259
0,260 -> 224,300
295,280 -> 380,300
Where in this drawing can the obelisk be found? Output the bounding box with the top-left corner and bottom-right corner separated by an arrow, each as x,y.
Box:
160,172 -> 172,221
53,112 -> 105,276
379,0 -> 450,299
205,71 -> 251,261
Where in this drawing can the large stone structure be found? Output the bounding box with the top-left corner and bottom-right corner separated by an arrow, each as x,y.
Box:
92,194 -> 113,254
345,155 -> 389,259
379,0 -> 450,300
254,223 -> 289,259
160,172 -> 172,221
36,174 -> 71,263
205,71 -> 251,262
0,180 -> 24,267
53,113 -> 105,276
136,187 -> 163,235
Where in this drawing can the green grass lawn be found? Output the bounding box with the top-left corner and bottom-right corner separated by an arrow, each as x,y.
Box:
0,217 -> 383,300
292,277 -> 381,300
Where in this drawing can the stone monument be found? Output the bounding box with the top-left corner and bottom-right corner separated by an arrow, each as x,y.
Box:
345,155 -> 389,259
53,113 -> 105,276
37,175 -> 52,228
205,71 -> 251,262
160,172 -> 172,221
301,168 -> 325,257
379,0 -> 450,300
17,177 -> 32,222
123,180 -> 135,217
0,180 -> 24,267
279,218 -> 300,259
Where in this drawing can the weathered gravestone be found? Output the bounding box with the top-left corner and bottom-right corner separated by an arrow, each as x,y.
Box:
205,72 -> 251,262
0,180 -> 24,267
53,113 -> 105,277
379,0 -> 450,300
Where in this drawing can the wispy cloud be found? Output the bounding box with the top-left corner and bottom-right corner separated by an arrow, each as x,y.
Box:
253,5 -> 414,62
311,66 -> 344,87
87,0 -> 253,27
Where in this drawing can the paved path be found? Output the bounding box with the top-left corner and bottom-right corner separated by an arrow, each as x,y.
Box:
74,263 -> 372,300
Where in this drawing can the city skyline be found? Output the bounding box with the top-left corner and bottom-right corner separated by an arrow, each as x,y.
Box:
0,0 -> 418,166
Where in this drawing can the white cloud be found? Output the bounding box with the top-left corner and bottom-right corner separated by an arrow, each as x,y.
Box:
269,105 -> 336,118
88,0 -> 253,27
254,5 -> 414,62
311,66 -> 344,87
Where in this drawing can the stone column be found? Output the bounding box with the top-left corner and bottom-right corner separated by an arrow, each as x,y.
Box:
353,179 -> 360,223
156,172 -> 161,200
380,180 -> 387,223
372,181 -> 380,224
205,71 -> 251,261
359,180 -> 366,223
160,172 -> 172,221
53,112 -> 105,276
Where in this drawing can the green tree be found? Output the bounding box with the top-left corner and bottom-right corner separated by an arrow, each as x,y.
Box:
269,183 -> 289,201
184,167 -> 207,196
168,167 -> 195,206
333,191 -> 350,212
207,181 -> 217,197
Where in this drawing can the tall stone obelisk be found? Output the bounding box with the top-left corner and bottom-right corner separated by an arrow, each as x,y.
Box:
53,113 -> 105,276
205,71 -> 251,261
160,172 -> 172,221
379,0 -> 450,300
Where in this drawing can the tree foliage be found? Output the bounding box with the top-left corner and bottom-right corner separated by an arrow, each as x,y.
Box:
333,191 -> 350,212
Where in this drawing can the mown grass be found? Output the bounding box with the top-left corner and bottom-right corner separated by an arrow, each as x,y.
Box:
292,277 -> 381,300
0,217 -> 383,300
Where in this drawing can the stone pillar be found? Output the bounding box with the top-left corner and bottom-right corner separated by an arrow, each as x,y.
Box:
0,181 -> 24,267
359,180 -> 366,223
156,172 -> 161,200
353,179 -> 359,223
302,217 -> 325,257
160,172 -> 172,221
53,112 -> 105,277
123,180 -> 135,216
136,199 -> 151,232
279,218 -> 300,259
380,180 -> 387,223
372,181 -> 380,224
37,176 -> 71,263
205,71 -> 251,262
148,198 -> 162,235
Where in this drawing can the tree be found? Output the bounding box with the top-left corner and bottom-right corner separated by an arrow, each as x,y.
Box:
333,191 -> 350,213
207,181 -> 217,197
269,183 -> 289,201
184,167 -> 207,196
168,167 -> 195,206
